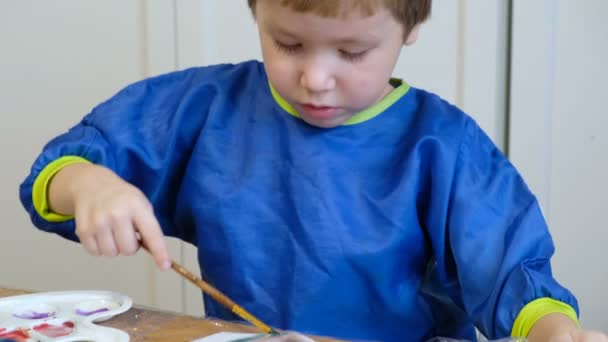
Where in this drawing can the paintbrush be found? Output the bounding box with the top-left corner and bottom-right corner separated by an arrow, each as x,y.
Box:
139,242 -> 279,335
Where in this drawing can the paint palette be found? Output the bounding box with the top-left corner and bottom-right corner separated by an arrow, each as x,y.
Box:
0,291 -> 132,341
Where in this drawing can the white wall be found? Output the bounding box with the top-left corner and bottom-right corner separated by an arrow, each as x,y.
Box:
0,0 -> 186,313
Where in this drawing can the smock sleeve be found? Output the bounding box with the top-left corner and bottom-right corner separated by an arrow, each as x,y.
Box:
20,69 -> 213,243
423,118 -> 579,339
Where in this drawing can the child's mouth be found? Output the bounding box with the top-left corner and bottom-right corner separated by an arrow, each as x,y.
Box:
299,103 -> 341,120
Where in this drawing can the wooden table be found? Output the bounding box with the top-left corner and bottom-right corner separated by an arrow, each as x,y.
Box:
0,287 -> 337,341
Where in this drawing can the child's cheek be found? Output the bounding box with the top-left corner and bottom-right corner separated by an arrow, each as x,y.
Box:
354,78 -> 374,99
356,78 -> 370,90
268,62 -> 296,92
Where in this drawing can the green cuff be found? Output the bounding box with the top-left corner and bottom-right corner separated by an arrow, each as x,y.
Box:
511,297 -> 580,337
32,156 -> 91,222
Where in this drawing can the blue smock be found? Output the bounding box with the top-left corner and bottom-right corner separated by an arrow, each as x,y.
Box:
20,61 -> 578,341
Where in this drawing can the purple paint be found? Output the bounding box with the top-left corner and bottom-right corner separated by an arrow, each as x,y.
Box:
13,311 -> 54,319
75,307 -> 109,316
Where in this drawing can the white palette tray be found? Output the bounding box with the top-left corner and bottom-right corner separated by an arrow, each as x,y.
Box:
0,291 -> 132,341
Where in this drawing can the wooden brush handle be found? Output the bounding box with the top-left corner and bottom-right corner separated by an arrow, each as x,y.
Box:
139,241 -> 276,334
170,261 -> 275,334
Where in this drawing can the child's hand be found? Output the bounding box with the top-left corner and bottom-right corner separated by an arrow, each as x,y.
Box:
527,313 -> 608,342
49,163 -> 171,270
548,330 -> 608,342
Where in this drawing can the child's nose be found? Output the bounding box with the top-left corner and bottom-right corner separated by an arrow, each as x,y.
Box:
299,63 -> 336,94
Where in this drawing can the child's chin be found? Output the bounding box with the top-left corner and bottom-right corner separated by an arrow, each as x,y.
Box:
302,116 -> 347,128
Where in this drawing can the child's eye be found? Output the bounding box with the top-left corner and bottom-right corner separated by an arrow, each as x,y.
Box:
274,40 -> 302,54
339,49 -> 368,62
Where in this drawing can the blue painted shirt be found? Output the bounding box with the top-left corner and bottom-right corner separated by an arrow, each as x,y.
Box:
20,60 -> 578,341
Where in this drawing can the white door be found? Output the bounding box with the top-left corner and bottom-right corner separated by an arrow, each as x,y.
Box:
509,0 -> 608,330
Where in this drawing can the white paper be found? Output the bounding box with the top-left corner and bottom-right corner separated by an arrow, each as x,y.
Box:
193,331 -> 263,342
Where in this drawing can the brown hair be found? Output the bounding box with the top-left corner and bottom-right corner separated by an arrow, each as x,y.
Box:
247,0 -> 432,36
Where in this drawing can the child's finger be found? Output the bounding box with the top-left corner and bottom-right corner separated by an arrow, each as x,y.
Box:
96,228 -> 119,257
75,219 -> 101,256
80,235 -> 100,256
133,211 -> 170,270
112,219 -> 140,256
74,214 -> 101,256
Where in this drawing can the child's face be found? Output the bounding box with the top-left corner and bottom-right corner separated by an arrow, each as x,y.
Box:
255,1 -> 417,128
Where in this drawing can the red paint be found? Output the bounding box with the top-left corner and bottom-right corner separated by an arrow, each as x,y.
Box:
0,328 -> 30,341
33,321 -> 74,338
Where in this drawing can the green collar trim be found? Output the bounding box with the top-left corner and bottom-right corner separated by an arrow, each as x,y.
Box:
269,79 -> 410,126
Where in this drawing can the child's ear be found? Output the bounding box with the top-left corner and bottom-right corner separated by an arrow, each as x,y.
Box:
403,25 -> 421,46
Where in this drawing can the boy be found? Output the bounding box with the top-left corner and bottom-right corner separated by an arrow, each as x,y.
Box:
19,0 -> 607,341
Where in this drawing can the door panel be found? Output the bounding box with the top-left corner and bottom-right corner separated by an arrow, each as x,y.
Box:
510,0 -> 608,329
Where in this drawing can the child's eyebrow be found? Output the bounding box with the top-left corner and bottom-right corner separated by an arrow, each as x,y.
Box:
271,26 -> 375,45
267,24 -> 300,39
330,37 -> 374,45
